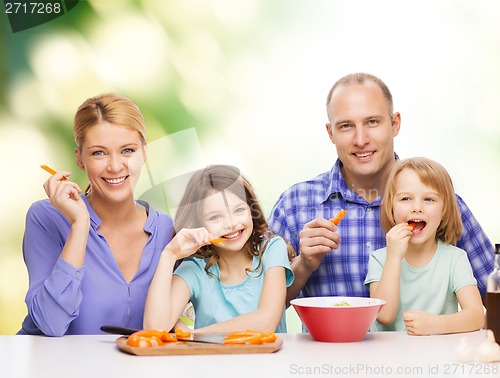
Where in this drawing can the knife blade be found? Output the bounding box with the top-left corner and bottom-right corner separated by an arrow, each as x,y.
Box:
100,325 -> 225,344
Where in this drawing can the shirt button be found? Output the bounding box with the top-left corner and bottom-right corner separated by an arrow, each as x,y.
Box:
76,271 -> 81,276
366,242 -> 372,248
366,207 -> 372,212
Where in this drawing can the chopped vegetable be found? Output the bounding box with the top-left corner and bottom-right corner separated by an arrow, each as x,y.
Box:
332,300 -> 351,307
126,329 -> 177,347
330,209 -> 347,225
223,330 -> 277,345
210,237 -> 226,244
174,328 -> 192,339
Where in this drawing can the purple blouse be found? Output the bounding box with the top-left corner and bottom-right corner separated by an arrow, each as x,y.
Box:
18,195 -> 173,336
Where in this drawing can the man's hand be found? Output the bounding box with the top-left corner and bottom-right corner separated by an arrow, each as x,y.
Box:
298,217 -> 340,273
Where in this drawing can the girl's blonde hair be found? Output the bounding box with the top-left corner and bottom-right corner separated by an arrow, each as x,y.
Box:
174,165 -> 293,277
380,157 -> 462,245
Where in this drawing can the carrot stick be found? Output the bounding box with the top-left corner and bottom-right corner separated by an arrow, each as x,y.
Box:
210,237 -> 226,244
330,209 -> 347,225
41,165 -> 67,181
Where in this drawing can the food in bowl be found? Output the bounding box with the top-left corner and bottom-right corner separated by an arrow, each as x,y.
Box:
290,296 -> 386,342
332,300 -> 351,307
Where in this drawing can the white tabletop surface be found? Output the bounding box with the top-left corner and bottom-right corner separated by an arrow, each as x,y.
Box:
1,330 -> 499,378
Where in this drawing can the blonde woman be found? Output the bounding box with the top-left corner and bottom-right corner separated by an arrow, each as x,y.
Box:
19,94 -> 173,336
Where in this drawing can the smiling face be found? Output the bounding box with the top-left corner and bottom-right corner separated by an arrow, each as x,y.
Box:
75,121 -> 146,204
201,189 -> 253,253
392,168 -> 444,246
326,83 -> 400,193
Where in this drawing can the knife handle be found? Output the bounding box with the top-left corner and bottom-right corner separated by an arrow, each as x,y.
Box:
100,325 -> 140,335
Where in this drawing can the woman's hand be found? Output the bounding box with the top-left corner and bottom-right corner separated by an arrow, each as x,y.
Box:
43,171 -> 89,225
43,171 -> 90,267
163,228 -> 211,261
385,223 -> 413,261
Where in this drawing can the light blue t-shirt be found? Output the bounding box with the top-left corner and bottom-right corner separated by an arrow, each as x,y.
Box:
364,240 -> 477,331
174,236 -> 294,332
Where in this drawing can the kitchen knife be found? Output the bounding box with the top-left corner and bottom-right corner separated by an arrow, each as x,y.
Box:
100,325 -> 226,344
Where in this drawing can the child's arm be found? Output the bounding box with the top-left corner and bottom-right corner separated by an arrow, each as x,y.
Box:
143,253 -> 191,330
194,266 -> 287,333
403,285 -> 484,335
143,228 -> 210,330
370,223 -> 412,325
369,260 -> 401,326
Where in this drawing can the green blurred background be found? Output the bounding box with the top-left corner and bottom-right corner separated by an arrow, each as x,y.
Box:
1,0 -> 499,335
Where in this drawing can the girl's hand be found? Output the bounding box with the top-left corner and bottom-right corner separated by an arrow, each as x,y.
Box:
385,223 -> 413,260
163,228 -> 211,260
403,310 -> 437,335
43,171 -> 89,225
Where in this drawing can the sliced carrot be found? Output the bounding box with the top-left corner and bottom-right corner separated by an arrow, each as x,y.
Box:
40,165 -> 68,181
127,334 -> 162,347
260,332 -> 277,343
223,335 -> 261,344
223,330 -> 276,345
223,331 -> 259,339
174,328 -> 192,339
127,329 -> 177,347
330,209 -> 347,225
210,237 -> 226,244
161,333 -> 178,343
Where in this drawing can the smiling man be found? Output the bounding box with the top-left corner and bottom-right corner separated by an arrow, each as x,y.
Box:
268,73 -> 494,306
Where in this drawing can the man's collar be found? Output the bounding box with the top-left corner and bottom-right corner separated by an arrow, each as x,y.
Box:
322,152 -> 399,204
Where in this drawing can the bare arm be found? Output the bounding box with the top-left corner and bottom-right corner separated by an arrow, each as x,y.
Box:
370,223 -> 411,325
143,253 -> 191,330
286,217 -> 340,305
403,285 -> 484,335
369,258 -> 402,325
143,228 -> 210,330
195,266 -> 287,333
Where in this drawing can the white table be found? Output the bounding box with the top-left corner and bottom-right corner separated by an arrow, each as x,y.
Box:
1,330 -> 498,378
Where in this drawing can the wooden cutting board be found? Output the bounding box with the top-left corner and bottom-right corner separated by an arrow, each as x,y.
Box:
116,336 -> 283,356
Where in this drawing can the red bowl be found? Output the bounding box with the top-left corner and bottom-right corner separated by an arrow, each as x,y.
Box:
290,296 -> 386,342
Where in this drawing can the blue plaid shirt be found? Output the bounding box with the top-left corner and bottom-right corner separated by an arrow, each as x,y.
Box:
268,158 -> 494,298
